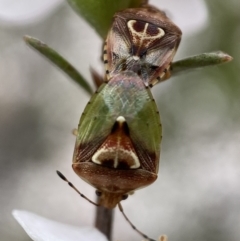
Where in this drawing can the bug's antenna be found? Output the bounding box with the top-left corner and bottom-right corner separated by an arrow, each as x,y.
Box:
56,170 -> 99,206
118,203 -> 156,241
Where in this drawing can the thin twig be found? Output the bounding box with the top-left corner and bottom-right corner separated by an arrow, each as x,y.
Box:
95,197 -> 114,241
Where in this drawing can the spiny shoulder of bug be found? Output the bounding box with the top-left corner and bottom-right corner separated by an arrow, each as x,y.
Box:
103,4 -> 182,87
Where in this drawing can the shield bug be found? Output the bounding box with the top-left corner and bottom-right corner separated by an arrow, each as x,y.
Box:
72,70 -> 161,209
104,5 -> 182,86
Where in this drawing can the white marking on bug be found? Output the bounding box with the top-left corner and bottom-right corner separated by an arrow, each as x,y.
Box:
127,20 -> 165,49
116,116 -> 126,123
129,154 -> 140,168
92,155 -> 102,165
133,55 -> 140,60
92,147 -> 140,169
92,116 -> 140,169
114,116 -> 125,168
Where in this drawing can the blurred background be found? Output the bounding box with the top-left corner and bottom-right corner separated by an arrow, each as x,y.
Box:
0,0 -> 239,240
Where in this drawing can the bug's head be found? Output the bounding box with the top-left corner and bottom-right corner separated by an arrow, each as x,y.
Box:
95,190 -> 128,209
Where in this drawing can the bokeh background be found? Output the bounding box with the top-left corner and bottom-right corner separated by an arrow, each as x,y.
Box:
0,0 -> 239,240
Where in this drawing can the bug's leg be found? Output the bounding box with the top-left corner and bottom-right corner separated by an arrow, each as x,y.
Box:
118,203 -> 156,241
149,66 -> 172,87
56,171 -> 99,206
170,51 -> 233,78
160,68 -> 172,82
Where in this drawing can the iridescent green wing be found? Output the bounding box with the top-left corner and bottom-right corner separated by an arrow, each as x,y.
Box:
73,83 -> 116,163
73,72 -> 162,174
126,83 -> 162,173
101,72 -> 162,173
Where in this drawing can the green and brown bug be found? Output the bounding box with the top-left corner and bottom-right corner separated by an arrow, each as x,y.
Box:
72,70 -> 161,209
104,5 -> 182,86
63,5 -> 180,240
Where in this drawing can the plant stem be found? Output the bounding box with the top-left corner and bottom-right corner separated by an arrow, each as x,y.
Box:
95,198 -> 114,241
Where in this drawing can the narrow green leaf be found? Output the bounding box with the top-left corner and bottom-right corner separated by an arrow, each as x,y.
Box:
24,36 -> 93,95
171,51 -> 233,77
67,0 -> 144,39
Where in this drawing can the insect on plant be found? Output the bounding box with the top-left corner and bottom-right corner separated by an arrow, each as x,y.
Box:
55,5 -> 182,240
24,1 -> 232,241
72,5 -> 182,209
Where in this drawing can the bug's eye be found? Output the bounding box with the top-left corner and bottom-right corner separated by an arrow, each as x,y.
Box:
95,190 -> 102,197
122,194 -> 128,200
